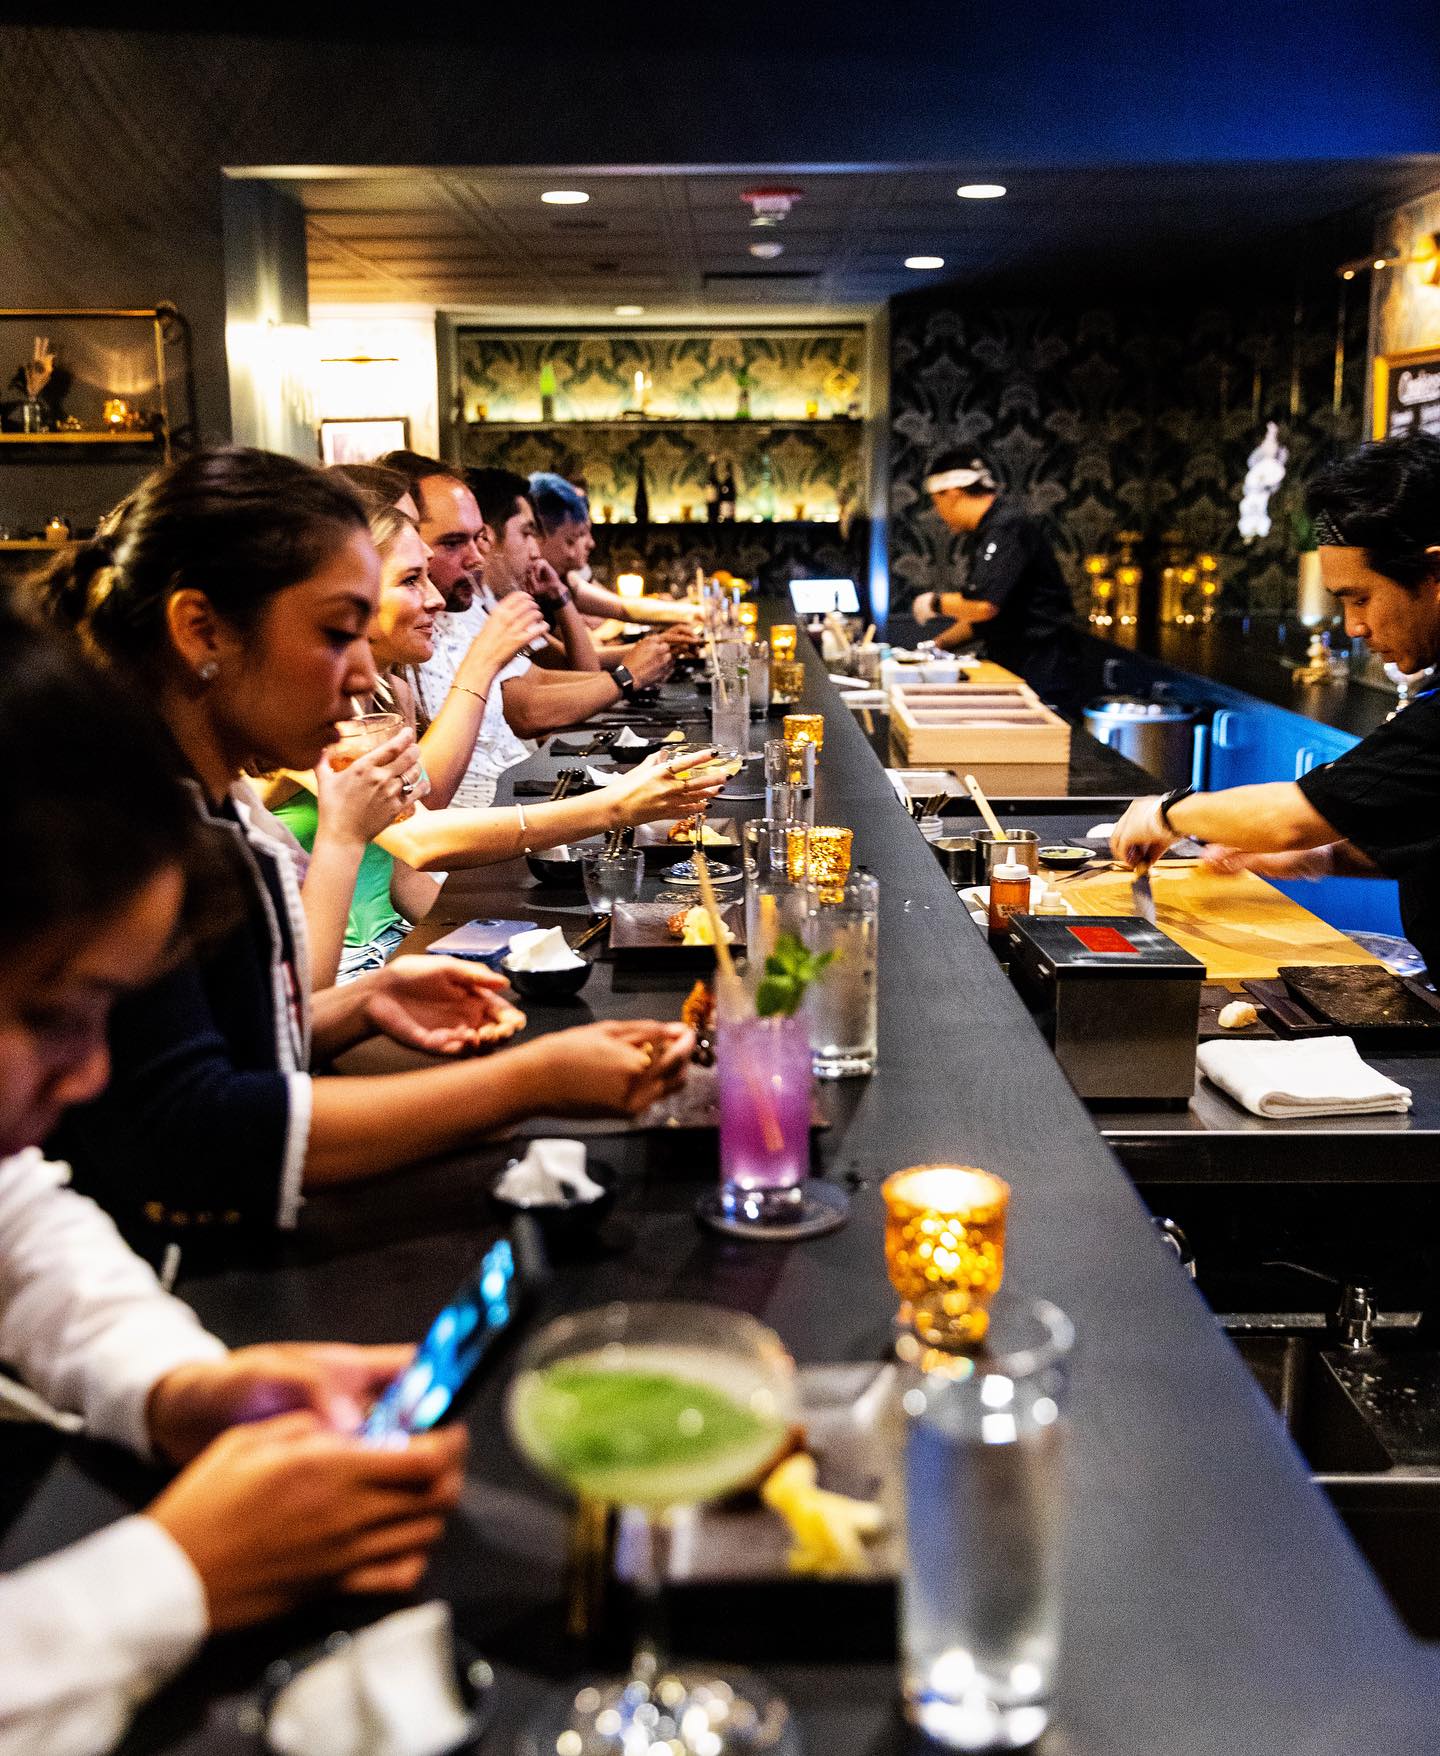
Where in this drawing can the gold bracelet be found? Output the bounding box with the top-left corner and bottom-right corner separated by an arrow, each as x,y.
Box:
516,801 -> 531,853
454,683 -> 488,703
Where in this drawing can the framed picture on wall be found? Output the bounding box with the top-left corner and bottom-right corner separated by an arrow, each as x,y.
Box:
318,416 -> 409,466
1372,345 -> 1440,442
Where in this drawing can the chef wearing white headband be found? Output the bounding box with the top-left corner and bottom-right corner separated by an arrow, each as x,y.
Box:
912,449 -> 1079,713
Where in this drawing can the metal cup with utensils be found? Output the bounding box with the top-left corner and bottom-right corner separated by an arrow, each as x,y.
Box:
974,827 -> 1040,882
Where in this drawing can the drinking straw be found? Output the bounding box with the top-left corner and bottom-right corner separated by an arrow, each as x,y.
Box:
694,851 -> 784,1155
861,623 -> 876,646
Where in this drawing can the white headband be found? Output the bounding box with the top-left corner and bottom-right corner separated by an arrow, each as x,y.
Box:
924,467 -> 995,494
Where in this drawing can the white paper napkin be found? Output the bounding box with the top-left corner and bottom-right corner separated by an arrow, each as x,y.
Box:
265,1602 -> 472,1756
506,927 -> 584,971
495,1138 -> 605,1206
1197,1036 -> 1413,1118
585,764 -> 624,787
612,725 -> 648,748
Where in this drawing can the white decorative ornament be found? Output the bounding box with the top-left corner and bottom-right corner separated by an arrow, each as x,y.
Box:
1238,421 -> 1289,543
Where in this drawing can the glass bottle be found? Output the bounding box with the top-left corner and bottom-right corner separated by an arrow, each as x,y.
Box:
633,456 -> 650,527
755,451 -> 777,523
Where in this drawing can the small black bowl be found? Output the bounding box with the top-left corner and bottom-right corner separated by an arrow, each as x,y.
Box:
525,844 -> 592,886
248,1631 -> 493,1755
1037,844 -> 1092,871
488,1161 -> 617,1250
501,954 -> 594,1002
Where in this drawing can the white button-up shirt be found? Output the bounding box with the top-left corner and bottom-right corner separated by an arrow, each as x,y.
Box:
415,590 -> 535,809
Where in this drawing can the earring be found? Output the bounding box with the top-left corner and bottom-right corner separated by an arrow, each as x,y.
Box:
196,660 -> 219,683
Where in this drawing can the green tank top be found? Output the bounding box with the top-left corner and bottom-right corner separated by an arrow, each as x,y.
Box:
272,789 -> 403,950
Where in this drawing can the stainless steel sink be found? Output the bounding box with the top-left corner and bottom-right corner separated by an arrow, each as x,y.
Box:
1226,1325 -> 1440,1636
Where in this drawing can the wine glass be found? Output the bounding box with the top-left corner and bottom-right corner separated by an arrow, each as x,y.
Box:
507,1302 -> 798,1756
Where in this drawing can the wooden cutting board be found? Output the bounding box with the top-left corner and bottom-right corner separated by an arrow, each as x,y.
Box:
1057,864 -> 1379,983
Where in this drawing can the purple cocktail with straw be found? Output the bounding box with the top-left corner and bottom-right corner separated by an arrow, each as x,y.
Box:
717,1011 -> 812,1213
692,862 -> 849,1240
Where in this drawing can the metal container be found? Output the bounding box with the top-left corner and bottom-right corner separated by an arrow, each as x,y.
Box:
1006,913 -> 1204,1103
1083,696 -> 1200,787
931,835 -> 980,887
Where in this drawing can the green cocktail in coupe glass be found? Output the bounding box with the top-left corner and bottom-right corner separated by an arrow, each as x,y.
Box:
507,1302 -> 798,1756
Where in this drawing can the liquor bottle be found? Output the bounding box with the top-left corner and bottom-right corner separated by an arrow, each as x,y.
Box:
718,459 -> 736,522
705,454 -> 721,524
633,455 -> 650,526
755,451 -> 777,522
539,361 -> 557,423
736,369 -> 752,419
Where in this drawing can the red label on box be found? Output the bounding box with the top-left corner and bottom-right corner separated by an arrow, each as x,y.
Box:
1067,924 -> 1138,955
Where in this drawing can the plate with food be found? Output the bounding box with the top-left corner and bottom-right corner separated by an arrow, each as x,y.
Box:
610,899 -> 746,965
634,816 -> 741,863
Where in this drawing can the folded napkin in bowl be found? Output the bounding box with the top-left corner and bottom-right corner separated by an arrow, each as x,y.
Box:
585,764 -> 625,788
495,1138 -> 605,1207
1196,1035 -> 1413,1118
612,725 -> 649,748
265,1602 -> 472,1756
506,927 -> 584,972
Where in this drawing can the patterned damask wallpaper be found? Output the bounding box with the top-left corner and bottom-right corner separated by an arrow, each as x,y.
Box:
453,326 -> 866,524
889,282 -> 1371,617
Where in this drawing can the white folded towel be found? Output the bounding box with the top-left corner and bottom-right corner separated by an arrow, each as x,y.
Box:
1197,1035 -> 1413,1118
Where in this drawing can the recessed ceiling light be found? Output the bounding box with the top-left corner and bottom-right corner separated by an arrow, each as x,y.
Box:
905,256 -> 945,270
540,189 -> 590,205
957,183 -> 1007,200
614,305 -> 645,316
749,241 -> 785,259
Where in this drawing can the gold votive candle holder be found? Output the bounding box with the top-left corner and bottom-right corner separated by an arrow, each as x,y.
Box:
882,1165 -> 1010,1348
770,623 -> 799,661
736,601 -> 759,633
799,824 -> 852,900
771,657 -> 804,703
783,712 -> 825,756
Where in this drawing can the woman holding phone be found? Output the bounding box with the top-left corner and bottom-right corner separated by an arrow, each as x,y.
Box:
0,604 -> 466,1756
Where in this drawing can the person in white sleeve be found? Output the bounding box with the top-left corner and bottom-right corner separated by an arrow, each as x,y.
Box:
0,604 -> 466,1756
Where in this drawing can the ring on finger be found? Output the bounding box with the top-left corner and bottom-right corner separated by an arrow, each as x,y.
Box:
639,1041 -> 656,1067
400,779 -> 414,797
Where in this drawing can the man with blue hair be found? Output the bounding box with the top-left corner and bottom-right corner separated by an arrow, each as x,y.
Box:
529,470 -> 702,628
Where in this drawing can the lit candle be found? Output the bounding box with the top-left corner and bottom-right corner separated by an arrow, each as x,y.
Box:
882,1165 -> 1010,1348
616,573 -> 645,600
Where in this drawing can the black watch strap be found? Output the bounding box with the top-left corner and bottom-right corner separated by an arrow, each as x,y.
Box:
1159,785 -> 1195,831
612,663 -> 636,701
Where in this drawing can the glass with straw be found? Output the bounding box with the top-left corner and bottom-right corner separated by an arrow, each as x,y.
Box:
693,852 -> 848,1241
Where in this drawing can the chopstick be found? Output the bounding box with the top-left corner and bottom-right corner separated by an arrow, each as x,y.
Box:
964,773 -> 1007,841
573,914 -> 611,951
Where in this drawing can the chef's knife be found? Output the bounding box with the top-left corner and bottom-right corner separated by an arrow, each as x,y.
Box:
1131,860 -> 1157,925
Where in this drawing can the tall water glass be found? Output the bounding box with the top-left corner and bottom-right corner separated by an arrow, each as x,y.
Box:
804,869 -> 879,1078
764,737 -> 815,827
747,640 -> 771,718
710,638 -> 751,761
900,1298 -> 1074,1754
744,820 -> 813,964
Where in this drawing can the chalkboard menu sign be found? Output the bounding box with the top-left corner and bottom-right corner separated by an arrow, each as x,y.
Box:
1373,344 -> 1440,440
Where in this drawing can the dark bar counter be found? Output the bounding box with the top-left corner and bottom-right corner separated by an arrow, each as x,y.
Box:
2,638 -> 1437,1753
1082,618 -> 1395,741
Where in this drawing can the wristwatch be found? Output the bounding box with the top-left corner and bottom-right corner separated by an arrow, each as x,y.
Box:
1159,785 -> 1195,830
612,663 -> 638,702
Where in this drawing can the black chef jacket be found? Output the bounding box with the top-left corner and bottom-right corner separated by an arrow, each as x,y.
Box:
956,500 -> 1080,714
1297,690 -> 1440,977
